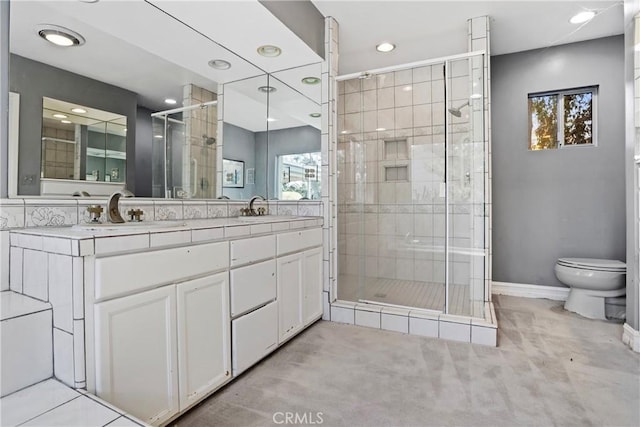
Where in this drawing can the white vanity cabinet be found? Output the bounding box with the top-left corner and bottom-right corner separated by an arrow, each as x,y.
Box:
92,241 -> 231,425
276,229 -> 323,343
176,272 -> 231,411
94,285 -> 179,426
229,236 -> 278,375
10,217 -> 324,427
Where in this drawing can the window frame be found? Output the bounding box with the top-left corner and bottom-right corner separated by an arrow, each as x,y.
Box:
528,85 -> 598,150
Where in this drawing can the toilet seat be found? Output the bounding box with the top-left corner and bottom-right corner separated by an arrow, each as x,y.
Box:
557,258 -> 626,273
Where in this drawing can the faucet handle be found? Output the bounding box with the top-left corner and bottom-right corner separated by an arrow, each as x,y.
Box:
127,209 -> 144,222
86,205 -> 103,223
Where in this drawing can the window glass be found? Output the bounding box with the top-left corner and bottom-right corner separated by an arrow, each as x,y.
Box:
528,94 -> 558,150
563,91 -> 593,145
528,87 -> 596,150
277,152 -> 321,200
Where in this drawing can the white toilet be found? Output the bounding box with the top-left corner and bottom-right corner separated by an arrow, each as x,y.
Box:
554,258 -> 626,320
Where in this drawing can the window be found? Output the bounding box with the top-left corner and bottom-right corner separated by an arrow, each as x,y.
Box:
276,152 -> 321,200
528,86 -> 597,150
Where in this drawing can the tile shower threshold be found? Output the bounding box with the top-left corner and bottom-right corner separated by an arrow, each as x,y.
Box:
330,299 -> 497,346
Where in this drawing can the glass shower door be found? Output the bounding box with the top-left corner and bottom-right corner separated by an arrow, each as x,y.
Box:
445,54 -> 486,318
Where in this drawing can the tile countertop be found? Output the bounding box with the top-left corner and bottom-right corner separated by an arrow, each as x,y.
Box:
8,216 -> 324,256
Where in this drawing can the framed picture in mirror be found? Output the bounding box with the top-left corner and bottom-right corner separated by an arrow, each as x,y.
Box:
223,158 -> 244,188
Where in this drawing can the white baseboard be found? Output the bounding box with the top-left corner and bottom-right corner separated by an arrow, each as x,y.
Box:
623,323 -> 640,353
491,281 -> 570,301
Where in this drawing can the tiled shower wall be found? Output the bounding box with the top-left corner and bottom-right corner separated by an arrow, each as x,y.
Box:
182,84 -> 217,199
336,62 -> 485,295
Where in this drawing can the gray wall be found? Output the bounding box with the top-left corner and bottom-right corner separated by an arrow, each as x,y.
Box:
255,125 -> 321,199
135,107 -> 153,197
9,54 -> 137,195
222,123 -> 256,199
492,36 -> 625,287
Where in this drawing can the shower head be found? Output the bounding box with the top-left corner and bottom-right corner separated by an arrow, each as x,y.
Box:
447,100 -> 470,117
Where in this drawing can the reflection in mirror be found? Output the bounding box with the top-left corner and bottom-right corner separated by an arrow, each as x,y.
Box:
222,74 -> 269,199
41,98 -> 127,183
151,86 -> 218,199
266,63 -> 322,200
9,0 -> 265,198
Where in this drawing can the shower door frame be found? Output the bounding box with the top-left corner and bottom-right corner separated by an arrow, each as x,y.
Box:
335,50 -> 487,316
151,100 -> 218,198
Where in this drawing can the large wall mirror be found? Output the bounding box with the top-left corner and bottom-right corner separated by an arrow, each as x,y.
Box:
7,0 -> 323,200
221,63 -> 322,200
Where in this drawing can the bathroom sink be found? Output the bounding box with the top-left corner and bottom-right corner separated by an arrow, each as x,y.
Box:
234,215 -> 302,223
72,220 -> 187,232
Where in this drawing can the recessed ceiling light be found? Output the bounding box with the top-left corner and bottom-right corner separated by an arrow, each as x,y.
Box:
266,117 -> 277,122
208,59 -> 231,70
257,45 -> 282,57
376,42 -> 395,53
376,127 -> 386,131
302,76 -> 321,85
258,86 -> 277,93
53,113 -> 67,119
37,25 -> 85,47
570,10 -> 596,24
309,113 -> 321,118
60,119 -> 72,124
71,107 -> 87,114
164,98 -> 177,105
154,134 -> 164,139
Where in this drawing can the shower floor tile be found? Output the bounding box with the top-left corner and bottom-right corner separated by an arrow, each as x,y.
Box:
338,274 -> 475,316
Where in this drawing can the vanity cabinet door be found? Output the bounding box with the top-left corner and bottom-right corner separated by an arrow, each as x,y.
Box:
176,272 -> 231,412
302,247 -> 323,325
277,253 -> 304,343
94,286 -> 178,426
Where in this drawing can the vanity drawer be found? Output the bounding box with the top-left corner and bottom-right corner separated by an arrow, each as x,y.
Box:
276,228 -> 322,256
95,241 -> 229,301
231,301 -> 278,376
230,235 -> 275,267
230,259 -> 276,317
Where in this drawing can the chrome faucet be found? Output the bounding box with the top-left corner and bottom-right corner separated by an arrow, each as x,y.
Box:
107,189 -> 134,223
247,195 -> 267,216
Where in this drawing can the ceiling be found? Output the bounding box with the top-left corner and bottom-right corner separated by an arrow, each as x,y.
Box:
311,0 -> 624,75
9,0 -> 323,112
9,0 -> 624,122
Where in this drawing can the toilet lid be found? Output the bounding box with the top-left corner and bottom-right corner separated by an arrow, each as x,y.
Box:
557,258 -> 626,272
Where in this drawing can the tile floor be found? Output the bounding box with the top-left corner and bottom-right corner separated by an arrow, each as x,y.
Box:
0,379 -> 147,427
171,295 -> 640,427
